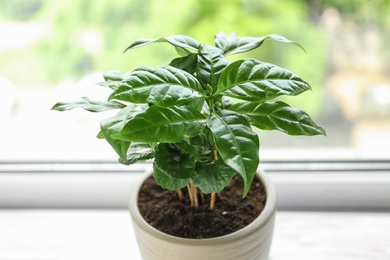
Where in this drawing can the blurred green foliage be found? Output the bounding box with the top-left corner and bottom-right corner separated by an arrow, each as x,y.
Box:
0,0 -> 42,20
321,0 -> 390,27
0,0 -> 389,116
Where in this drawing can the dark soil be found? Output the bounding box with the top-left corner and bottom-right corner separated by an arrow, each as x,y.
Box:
137,174 -> 266,239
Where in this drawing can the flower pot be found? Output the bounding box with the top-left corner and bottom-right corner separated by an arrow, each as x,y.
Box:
128,169 -> 277,260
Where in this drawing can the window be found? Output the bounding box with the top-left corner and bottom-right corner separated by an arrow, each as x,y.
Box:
1,1 -> 389,163
0,1 -> 389,210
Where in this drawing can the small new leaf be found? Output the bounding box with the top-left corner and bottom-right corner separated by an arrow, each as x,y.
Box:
215,32 -> 305,56
124,35 -> 201,53
196,44 -> 230,92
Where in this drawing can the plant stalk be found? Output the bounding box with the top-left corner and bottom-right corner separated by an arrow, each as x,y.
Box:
187,181 -> 199,208
213,145 -> 218,160
187,184 -> 194,207
192,181 -> 199,208
200,191 -> 205,204
210,192 -> 216,210
177,189 -> 184,201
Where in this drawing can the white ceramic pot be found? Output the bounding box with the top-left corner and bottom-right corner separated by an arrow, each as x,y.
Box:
129,169 -> 277,260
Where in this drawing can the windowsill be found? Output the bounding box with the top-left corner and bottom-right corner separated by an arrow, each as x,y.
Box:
0,209 -> 388,260
1,161 -> 389,211
1,161 -> 389,258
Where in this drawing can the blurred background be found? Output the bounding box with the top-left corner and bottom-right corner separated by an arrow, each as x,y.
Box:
1,0 -> 389,162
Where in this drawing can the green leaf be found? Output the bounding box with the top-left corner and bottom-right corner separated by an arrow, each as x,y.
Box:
112,106 -> 206,143
103,70 -> 128,82
98,71 -> 129,91
217,59 -> 311,102
221,96 -> 234,109
109,66 -> 204,107
230,101 -> 326,136
187,97 -> 205,112
175,46 -> 192,56
51,97 -> 126,112
175,134 -> 214,159
124,35 -> 200,53
169,53 -> 197,74
215,32 -> 305,56
119,142 -> 154,165
153,164 -> 191,191
96,130 -> 105,139
207,110 -> 259,197
154,143 -> 195,179
100,104 -> 148,161
193,160 -> 236,194
196,44 -> 230,91
97,80 -> 121,91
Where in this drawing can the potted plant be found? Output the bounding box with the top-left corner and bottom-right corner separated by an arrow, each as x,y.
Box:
52,32 -> 325,259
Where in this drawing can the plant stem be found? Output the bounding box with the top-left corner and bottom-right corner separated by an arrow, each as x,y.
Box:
200,191 -> 205,204
187,181 -> 199,208
177,189 -> 184,201
187,184 -> 194,207
194,189 -> 199,209
210,192 -> 216,210
208,96 -> 214,114
208,145 -> 219,210
192,181 -> 199,208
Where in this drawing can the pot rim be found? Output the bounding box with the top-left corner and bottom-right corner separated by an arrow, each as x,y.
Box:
129,167 -> 277,245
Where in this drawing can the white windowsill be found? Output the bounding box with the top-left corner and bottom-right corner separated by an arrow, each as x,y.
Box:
0,210 -> 388,260
1,161 -> 389,259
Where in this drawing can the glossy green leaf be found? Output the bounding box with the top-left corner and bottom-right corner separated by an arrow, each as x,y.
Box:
175,134 -> 214,159
217,59 -> 311,102
207,110 -> 259,196
154,143 -> 195,179
193,160 -> 236,194
109,66 -> 204,107
169,53 -> 197,74
51,96 -> 125,112
215,32 -> 305,56
196,44 -> 230,91
229,101 -> 326,136
187,97 -> 205,112
124,35 -> 200,53
119,142 -> 154,165
100,104 -> 148,160
112,105 -> 206,143
153,164 -> 191,191
170,54 -> 205,111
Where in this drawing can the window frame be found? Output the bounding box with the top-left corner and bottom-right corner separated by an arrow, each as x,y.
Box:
1,160 -> 389,211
